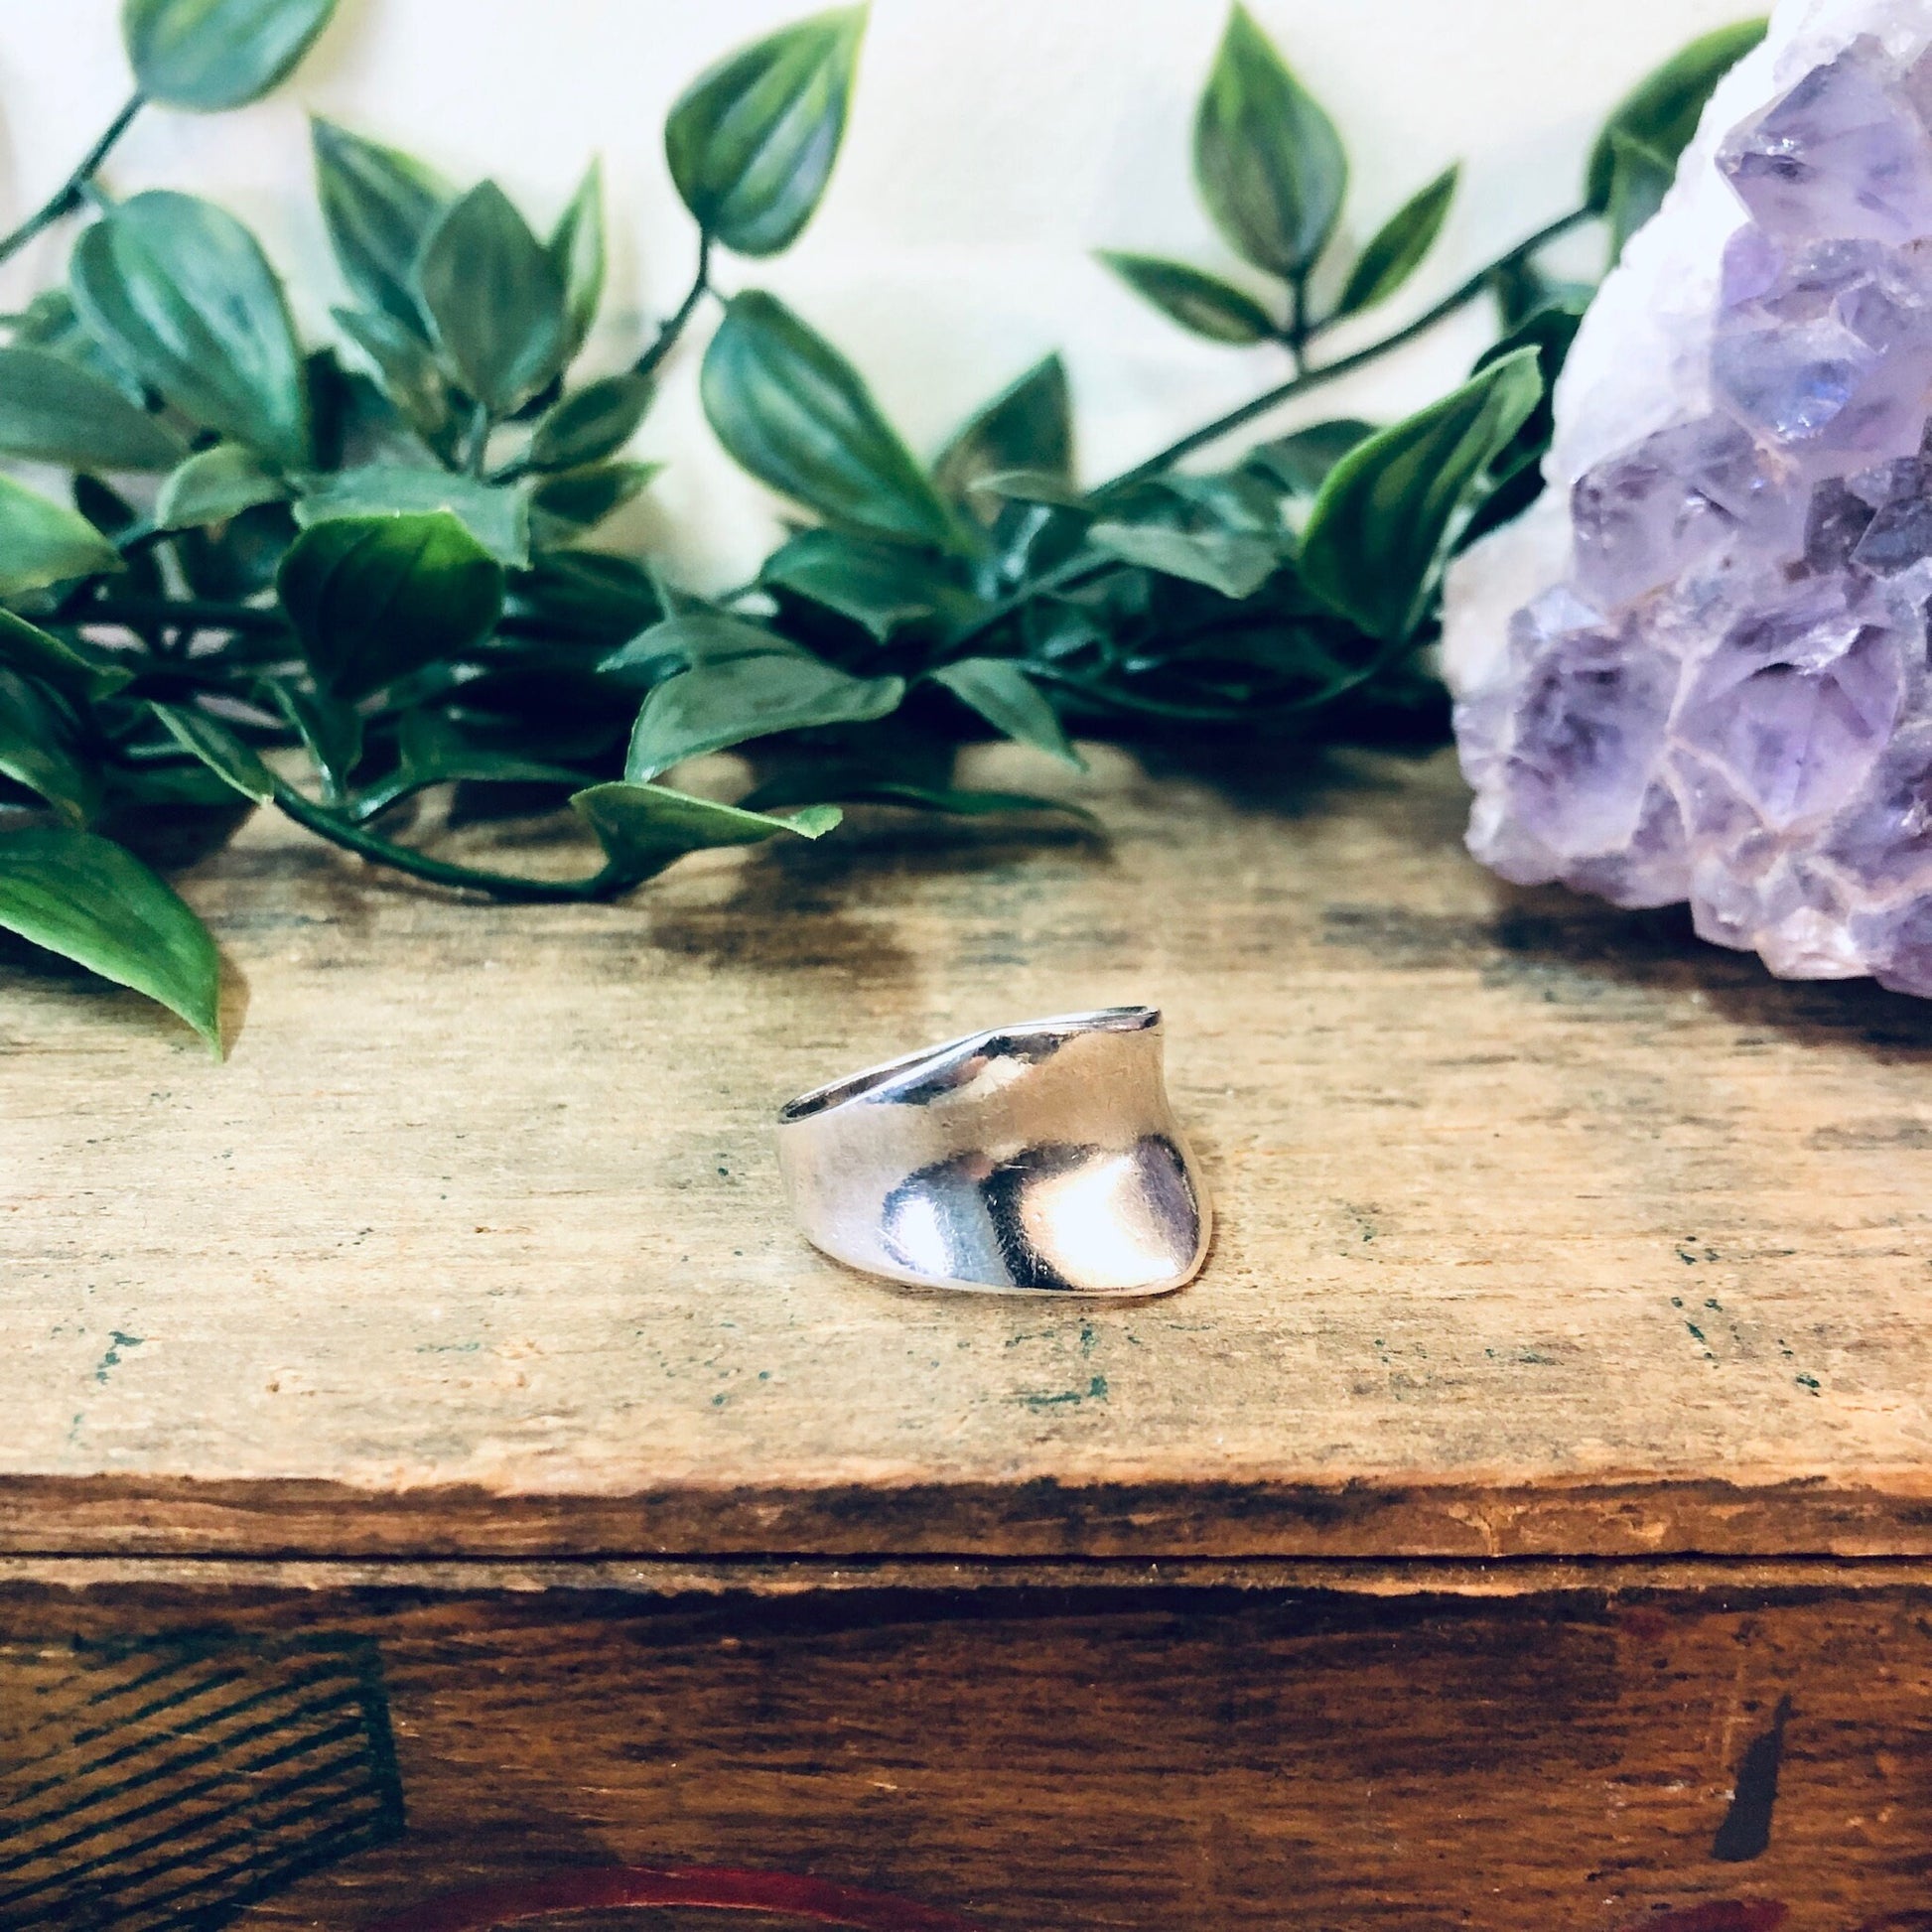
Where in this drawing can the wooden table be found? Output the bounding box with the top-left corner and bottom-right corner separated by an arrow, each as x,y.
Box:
3,743 -> 1929,1932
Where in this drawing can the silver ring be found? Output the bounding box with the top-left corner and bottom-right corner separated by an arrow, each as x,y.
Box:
776,1006 -> 1211,1298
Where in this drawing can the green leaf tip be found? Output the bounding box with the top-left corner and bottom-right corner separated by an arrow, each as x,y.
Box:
0,826 -> 222,1051
666,5 -> 869,257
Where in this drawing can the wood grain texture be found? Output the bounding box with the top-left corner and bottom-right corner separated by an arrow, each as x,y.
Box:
5,745 -> 1932,1561
5,1582 -> 1931,1932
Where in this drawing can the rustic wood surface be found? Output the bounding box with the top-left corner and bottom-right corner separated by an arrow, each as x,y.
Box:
5,744 -> 1932,1562
4,1580 -> 1930,1932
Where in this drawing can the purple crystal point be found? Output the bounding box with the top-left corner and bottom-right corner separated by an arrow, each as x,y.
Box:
1718,37 -> 1932,243
1454,25 -> 1932,993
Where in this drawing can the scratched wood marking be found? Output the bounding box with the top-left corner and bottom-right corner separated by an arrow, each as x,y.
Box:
0,1632 -> 402,1930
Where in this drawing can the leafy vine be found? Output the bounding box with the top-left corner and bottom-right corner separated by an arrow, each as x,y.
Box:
0,0 -> 1764,1046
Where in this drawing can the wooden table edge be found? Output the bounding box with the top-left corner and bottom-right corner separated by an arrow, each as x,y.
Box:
7,1470 -> 1932,1562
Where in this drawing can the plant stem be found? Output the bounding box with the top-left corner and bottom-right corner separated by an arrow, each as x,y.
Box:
0,94 -> 143,268
1101,205 -> 1592,493
86,597 -> 291,635
84,597 -> 610,655
1285,273 -> 1310,374
463,400 -> 490,479
634,236 -> 714,380
271,782 -> 627,904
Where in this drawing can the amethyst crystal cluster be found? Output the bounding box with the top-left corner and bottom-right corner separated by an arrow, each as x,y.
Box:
1451,28 -> 1932,993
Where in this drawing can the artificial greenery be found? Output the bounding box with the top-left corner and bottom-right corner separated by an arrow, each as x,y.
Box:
0,0 -> 1764,1048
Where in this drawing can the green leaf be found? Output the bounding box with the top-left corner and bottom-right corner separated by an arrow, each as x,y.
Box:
312,119 -> 451,339
665,6 -> 867,256
529,463 -> 658,549
760,527 -> 972,638
262,678 -> 362,803
295,467 -> 531,569
549,160 -> 607,363
0,475 -> 123,599
1586,18 -> 1767,211
931,353 -> 1074,519
514,550 -> 661,641
0,345 -> 186,471
1245,418 -> 1377,495
1087,521 -> 1278,599
1095,253 -> 1275,345
0,611 -> 133,702
349,708 -> 586,820
122,0 -> 338,111
1193,4 -> 1346,278
416,183 -> 569,418
930,657 -> 1080,766
151,701 -> 278,803
621,613 -> 904,779
1605,128 -> 1676,263
0,671 -> 99,826
743,770 -> 1083,820
969,469 -> 1091,512
278,510 -> 504,700
701,290 -> 966,551
1300,345 -> 1542,642
0,825 -> 220,1047
70,192 -> 310,468
332,307 -> 457,456
1334,165 -> 1458,319
155,444 -> 289,530
528,372 -> 652,474
1471,294 -> 1587,484
573,779 -> 839,886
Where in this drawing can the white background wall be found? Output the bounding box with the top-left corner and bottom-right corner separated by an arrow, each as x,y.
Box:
0,0 -> 1753,586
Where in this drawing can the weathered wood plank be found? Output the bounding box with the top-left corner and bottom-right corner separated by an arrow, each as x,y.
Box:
3,1582 -> 1929,1932
5,746 -> 1931,1560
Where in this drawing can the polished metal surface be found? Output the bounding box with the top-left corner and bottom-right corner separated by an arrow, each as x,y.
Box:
776,1007 -> 1211,1298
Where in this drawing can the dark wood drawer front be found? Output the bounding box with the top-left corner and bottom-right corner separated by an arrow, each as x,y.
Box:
2,1583 -> 1928,1931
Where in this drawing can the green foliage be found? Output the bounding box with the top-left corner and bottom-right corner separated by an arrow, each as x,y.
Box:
0,671 -> 100,826
574,781 -> 839,886
0,475 -> 122,598
123,0 -> 339,111
1605,129 -> 1676,262
313,119 -> 451,337
295,468 -> 531,568
761,529 -> 973,637
1097,254 -> 1275,344
701,291 -> 967,551
0,612 -> 133,702
1335,166 -> 1458,318
931,354 -> 1074,517
416,183 -> 569,418
549,160 -> 608,362
1193,5 -> 1345,279
0,345 -> 186,470
530,375 -> 651,474
156,444 -> 289,529
1300,348 -> 1542,642
621,614 -> 904,779
71,192 -> 310,468
666,7 -> 866,255
0,826 -> 220,1047
929,658 -> 1079,766
1586,18 -> 1767,210
0,7 -> 1766,1047
278,511 -> 504,700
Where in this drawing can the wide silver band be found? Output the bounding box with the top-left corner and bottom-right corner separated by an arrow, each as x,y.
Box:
775,1006 -> 1211,1298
